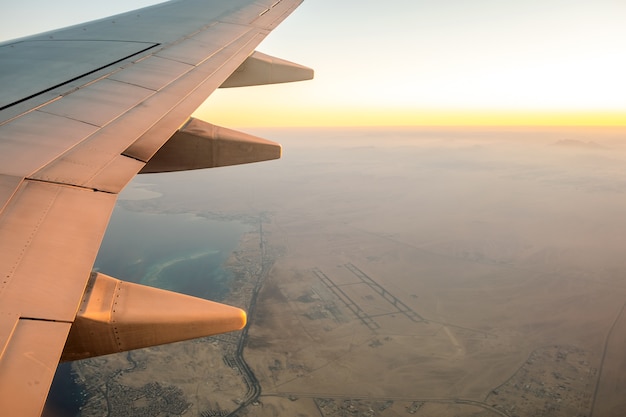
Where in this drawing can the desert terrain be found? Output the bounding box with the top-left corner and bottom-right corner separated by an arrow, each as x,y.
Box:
60,127 -> 626,417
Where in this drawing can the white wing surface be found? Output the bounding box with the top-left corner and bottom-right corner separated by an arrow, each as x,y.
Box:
0,1 -> 312,415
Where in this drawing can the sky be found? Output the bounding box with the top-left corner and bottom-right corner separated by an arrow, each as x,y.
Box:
2,0 -> 626,127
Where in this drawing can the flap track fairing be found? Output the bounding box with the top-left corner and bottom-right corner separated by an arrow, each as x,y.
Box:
139,117 -> 281,174
220,50 -> 313,88
61,273 -> 246,361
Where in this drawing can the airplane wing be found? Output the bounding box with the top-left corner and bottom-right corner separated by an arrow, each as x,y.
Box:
0,1 -> 312,415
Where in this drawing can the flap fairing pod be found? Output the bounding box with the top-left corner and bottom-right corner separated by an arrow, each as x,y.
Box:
140,117 -> 281,173
220,51 -> 313,88
62,273 -> 246,361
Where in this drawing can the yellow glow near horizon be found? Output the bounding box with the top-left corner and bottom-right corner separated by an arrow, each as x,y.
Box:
191,0 -> 626,129
195,103 -> 626,128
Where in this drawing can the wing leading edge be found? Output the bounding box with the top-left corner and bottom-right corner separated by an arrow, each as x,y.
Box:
0,1 -> 312,415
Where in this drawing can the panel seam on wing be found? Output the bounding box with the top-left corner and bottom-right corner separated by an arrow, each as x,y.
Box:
19,317 -> 73,324
0,43 -> 160,112
23,178 -> 117,195
0,184 -> 59,296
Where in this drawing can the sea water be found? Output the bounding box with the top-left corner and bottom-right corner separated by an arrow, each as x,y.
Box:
44,203 -> 250,416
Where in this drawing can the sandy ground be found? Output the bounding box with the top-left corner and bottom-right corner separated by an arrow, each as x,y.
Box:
70,127 -> 626,417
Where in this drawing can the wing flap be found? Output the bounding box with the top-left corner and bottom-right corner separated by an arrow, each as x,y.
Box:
0,181 -> 116,321
0,319 -> 71,417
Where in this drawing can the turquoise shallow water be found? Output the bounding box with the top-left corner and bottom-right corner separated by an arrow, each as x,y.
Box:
44,206 -> 249,416
94,207 -> 250,299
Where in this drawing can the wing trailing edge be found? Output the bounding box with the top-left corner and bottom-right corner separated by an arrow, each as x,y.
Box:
0,316 -> 71,417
